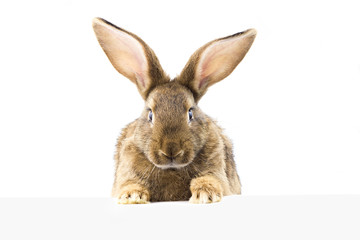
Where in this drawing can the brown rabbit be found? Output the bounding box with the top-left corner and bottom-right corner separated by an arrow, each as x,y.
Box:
92,18 -> 256,204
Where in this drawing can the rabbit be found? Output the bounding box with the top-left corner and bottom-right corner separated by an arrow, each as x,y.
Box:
92,18 -> 256,204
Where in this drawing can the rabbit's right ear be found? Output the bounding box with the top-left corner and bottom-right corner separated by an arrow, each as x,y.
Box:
92,18 -> 169,99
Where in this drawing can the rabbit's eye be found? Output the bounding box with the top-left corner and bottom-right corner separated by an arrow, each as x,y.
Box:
148,110 -> 153,122
188,108 -> 194,122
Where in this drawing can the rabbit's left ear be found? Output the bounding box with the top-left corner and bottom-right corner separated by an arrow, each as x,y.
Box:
92,18 -> 169,99
177,29 -> 257,102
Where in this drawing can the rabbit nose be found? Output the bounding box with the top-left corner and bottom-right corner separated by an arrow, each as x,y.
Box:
159,150 -> 183,161
159,142 -> 183,160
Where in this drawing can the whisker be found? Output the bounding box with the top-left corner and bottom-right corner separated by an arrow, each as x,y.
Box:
150,138 -> 159,143
191,164 -> 202,178
146,165 -> 156,181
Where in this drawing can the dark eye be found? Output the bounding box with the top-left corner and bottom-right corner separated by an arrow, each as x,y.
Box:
148,110 -> 153,122
188,108 -> 194,121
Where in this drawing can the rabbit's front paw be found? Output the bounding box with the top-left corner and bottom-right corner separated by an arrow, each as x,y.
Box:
117,184 -> 150,204
189,176 -> 223,204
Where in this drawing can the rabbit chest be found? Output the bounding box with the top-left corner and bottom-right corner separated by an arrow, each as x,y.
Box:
144,168 -> 193,202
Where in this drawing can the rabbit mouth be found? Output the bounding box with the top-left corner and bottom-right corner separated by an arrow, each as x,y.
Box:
149,150 -> 193,170
152,162 -> 190,170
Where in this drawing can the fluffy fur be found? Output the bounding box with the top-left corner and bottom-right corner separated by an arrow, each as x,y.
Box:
92,18 -> 256,204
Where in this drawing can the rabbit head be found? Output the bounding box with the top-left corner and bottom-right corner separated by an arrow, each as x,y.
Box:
93,18 -> 256,169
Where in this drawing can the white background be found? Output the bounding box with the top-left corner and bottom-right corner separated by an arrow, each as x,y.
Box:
0,0 -> 359,198
1,196 -> 359,240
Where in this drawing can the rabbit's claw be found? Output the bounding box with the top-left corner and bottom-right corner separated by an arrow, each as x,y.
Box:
189,190 -> 222,204
189,176 -> 223,204
117,184 -> 150,204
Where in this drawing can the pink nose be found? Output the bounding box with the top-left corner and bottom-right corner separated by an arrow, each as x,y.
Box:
160,150 -> 183,160
159,141 -> 183,161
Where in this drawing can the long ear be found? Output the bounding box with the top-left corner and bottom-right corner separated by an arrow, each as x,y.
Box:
177,29 -> 257,101
92,18 -> 170,99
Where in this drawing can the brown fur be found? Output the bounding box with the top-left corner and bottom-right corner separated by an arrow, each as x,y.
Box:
92,18 -> 256,203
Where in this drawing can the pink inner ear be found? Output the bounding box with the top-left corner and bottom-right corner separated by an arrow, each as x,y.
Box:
113,29 -> 148,79
197,45 -> 220,89
198,76 -> 209,89
97,21 -> 149,86
135,73 -> 146,88
196,36 -> 246,90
